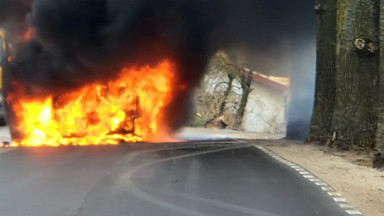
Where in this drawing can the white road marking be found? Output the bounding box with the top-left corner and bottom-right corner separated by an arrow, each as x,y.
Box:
308,178 -> 321,182
299,171 -> 310,175
254,145 -> 364,216
333,197 -> 347,202
321,186 -> 334,191
346,210 -> 363,215
328,192 -> 342,197
315,182 -> 327,186
339,204 -> 354,209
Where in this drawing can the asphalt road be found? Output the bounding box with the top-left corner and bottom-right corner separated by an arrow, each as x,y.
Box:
0,141 -> 348,216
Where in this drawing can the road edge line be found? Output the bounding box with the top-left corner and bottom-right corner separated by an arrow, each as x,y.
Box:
253,145 -> 363,216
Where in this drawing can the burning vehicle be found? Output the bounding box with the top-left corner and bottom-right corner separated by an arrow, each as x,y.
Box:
6,61 -> 181,146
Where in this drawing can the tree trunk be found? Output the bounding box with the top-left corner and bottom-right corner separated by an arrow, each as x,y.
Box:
331,0 -> 379,150
210,72 -> 235,120
374,0 -> 384,167
234,69 -> 253,129
308,0 -> 337,143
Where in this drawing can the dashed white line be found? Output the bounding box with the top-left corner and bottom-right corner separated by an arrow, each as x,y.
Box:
299,171 -> 310,175
339,204 -> 354,209
328,192 -> 342,197
315,182 -> 327,186
321,186 -> 334,191
290,165 -> 300,169
333,197 -> 347,202
308,178 -> 321,182
254,145 -> 364,216
345,210 -> 362,215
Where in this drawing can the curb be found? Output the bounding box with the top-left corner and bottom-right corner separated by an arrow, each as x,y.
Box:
254,145 -> 363,216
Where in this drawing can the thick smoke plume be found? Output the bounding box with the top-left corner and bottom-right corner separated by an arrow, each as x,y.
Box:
1,0 -> 316,136
0,0 -> 31,37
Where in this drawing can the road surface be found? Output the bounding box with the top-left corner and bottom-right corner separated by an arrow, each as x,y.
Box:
0,141 -> 349,216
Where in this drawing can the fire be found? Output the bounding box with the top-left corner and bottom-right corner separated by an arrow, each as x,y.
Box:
0,29 -> 6,52
7,60 -> 181,146
23,28 -> 32,40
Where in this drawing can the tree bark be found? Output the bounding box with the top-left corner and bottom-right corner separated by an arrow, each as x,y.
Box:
234,69 -> 253,129
308,0 -> 337,143
374,0 -> 384,167
331,0 -> 379,150
217,73 -> 235,117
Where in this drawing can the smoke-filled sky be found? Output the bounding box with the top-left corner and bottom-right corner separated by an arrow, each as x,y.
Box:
0,0 -> 31,36
0,0 -> 316,133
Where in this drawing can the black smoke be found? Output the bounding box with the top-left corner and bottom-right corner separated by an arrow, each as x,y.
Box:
0,0 -> 31,38
8,0 -> 224,91
1,0 -> 316,136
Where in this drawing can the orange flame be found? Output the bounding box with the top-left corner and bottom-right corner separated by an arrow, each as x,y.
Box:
23,28 -> 32,40
7,60 -> 181,146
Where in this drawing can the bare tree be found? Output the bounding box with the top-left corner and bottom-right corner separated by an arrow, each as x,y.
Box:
206,52 -> 252,128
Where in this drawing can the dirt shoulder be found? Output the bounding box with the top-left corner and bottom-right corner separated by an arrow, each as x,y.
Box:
262,139 -> 384,216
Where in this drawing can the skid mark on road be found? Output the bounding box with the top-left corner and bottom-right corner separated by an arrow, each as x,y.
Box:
138,184 -> 279,216
73,145 -> 207,216
74,144 -> 251,216
118,144 -> 280,216
254,145 -> 363,216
